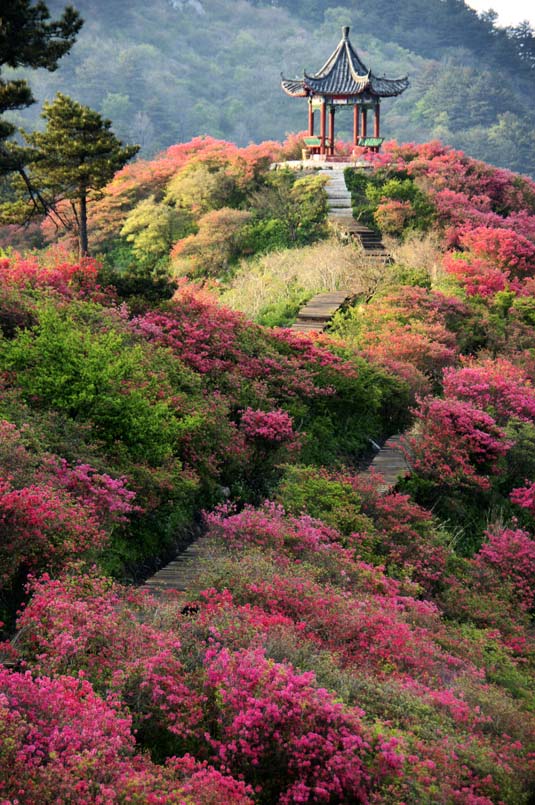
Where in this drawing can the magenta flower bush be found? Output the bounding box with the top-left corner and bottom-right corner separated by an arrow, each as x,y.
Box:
240,408 -> 295,443
408,397 -> 511,490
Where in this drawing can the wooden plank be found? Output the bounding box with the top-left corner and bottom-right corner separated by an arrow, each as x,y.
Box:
361,434 -> 410,492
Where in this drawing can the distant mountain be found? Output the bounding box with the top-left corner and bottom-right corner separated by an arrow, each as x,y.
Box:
9,0 -> 535,175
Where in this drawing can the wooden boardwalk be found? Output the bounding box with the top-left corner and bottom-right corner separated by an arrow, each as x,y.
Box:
291,168 -> 390,334
362,434 -> 410,493
142,436 -> 410,596
291,290 -> 350,333
320,167 -> 390,264
142,536 -> 212,597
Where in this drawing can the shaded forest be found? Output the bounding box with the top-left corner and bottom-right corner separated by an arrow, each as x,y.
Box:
5,0 -> 535,175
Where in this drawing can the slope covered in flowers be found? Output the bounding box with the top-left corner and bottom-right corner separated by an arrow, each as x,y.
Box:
0,139 -> 535,803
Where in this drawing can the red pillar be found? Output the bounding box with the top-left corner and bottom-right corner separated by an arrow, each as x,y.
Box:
353,104 -> 360,145
361,107 -> 368,139
308,102 -> 314,136
328,107 -> 335,156
374,104 -> 380,138
320,101 -> 327,155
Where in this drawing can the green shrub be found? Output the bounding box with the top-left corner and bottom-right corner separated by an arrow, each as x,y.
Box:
0,302 -> 189,464
296,356 -> 410,464
276,465 -> 375,537
344,168 -> 435,234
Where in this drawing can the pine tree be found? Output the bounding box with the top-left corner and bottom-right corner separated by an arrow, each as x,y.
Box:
0,1 -> 82,174
26,93 -> 139,256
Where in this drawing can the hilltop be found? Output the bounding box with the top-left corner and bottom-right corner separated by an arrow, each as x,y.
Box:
1,135 -> 535,802
7,0 -> 535,175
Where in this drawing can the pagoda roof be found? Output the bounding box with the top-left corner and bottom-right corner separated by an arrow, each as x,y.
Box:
281,27 -> 409,99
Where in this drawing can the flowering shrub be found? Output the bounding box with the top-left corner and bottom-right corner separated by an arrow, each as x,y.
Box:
0,419 -> 39,486
0,479 -> 106,585
332,286 -> 463,396
16,572 -> 205,747
42,457 -> 140,526
131,285 -> 407,463
240,408 -> 295,443
0,666 -> 252,804
459,227 -> 535,276
510,480 -> 535,517
444,253 -> 510,298
443,359 -> 535,425
0,253 -> 105,299
203,645 -> 399,804
475,527 -> 535,611
374,198 -> 414,234
408,398 -> 511,490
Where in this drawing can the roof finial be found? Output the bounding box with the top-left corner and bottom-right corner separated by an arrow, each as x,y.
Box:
342,26 -> 350,39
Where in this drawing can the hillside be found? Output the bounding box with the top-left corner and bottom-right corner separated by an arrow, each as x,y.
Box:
6,0 -> 535,175
1,134 -> 535,802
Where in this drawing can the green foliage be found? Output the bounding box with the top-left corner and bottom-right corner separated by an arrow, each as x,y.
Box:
240,219 -> 293,255
249,170 -> 328,248
0,0 -> 82,174
296,356 -> 410,465
172,207 -> 252,279
504,420 -> 535,482
276,465 -> 375,537
388,264 -> 432,289
0,302 -> 186,464
25,93 -> 139,255
98,248 -> 177,311
255,292 -> 309,328
399,473 -> 491,556
345,168 -> 436,236
121,197 -> 193,264
165,161 -> 244,213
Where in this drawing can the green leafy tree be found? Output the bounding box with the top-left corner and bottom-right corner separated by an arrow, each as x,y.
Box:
121,196 -> 193,264
0,0 -> 82,174
0,302 -> 184,464
249,171 -> 328,246
172,207 -> 252,280
25,93 -> 139,256
165,161 -> 242,214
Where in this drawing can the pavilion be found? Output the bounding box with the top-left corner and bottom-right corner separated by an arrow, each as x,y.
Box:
281,27 -> 409,157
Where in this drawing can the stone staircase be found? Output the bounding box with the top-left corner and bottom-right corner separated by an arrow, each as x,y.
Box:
319,167 -> 390,266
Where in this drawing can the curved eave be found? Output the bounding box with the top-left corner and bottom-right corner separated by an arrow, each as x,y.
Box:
281,78 -> 308,98
369,75 -> 410,97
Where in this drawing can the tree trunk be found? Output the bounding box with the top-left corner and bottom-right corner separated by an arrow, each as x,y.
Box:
79,190 -> 89,258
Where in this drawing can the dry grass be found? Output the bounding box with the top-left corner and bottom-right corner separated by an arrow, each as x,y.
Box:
221,238 -> 392,318
384,231 -> 445,282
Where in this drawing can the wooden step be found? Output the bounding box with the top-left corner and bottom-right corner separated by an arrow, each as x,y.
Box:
361,434 -> 411,492
291,291 -> 350,333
